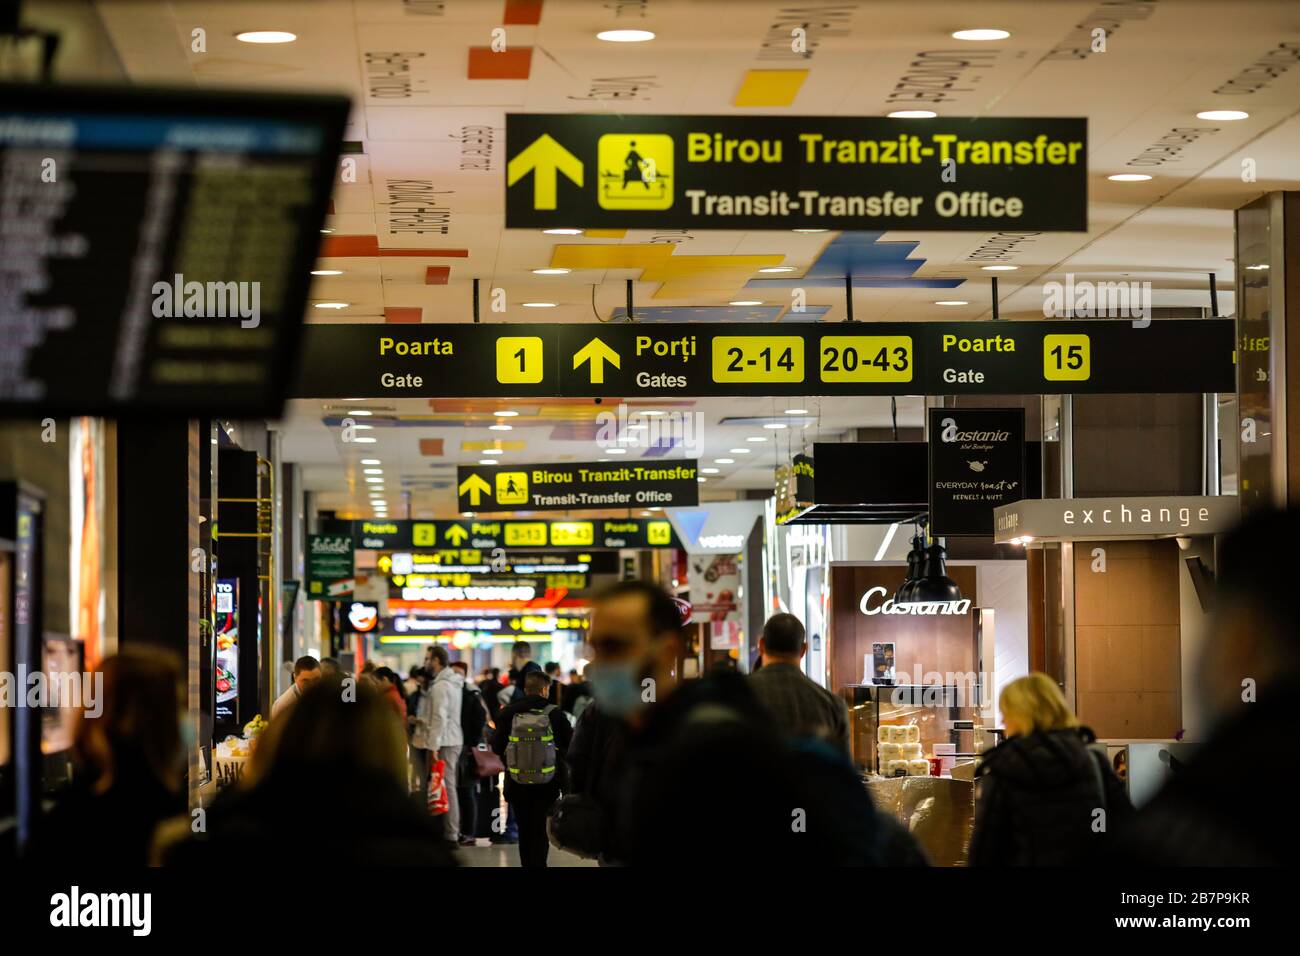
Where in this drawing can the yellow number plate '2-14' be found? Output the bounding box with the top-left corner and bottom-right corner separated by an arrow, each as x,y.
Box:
819,336 -> 913,383
711,336 -> 804,383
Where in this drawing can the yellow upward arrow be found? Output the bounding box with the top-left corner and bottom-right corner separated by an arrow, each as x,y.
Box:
458,474 -> 491,507
573,336 -> 621,384
445,524 -> 469,546
507,134 -> 584,210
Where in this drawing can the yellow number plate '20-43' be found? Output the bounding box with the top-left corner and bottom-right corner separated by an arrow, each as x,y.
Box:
819,336 -> 913,383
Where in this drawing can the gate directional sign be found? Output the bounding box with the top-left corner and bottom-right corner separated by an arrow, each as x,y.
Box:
294,320 -> 1235,398
505,114 -> 1088,232
351,518 -> 681,551
456,460 -> 699,513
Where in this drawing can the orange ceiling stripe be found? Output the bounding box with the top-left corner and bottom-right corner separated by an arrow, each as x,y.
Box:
384,307 -> 422,323
468,47 -> 533,80
320,235 -> 469,258
503,0 -> 543,25
425,266 -> 451,285
418,439 -> 445,456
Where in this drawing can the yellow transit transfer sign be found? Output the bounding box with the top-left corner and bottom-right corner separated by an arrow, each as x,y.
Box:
711,335 -> 804,383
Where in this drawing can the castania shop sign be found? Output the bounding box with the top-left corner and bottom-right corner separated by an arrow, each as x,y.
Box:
859,586 -> 971,616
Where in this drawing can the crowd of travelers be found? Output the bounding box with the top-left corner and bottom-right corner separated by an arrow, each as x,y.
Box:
18,508 -> 1296,868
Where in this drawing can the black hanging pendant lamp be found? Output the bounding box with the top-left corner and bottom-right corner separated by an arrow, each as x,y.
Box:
910,539 -> 963,603
894,530 -> 926,603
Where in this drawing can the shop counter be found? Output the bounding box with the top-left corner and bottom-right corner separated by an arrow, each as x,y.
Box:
866,774 -> 974,866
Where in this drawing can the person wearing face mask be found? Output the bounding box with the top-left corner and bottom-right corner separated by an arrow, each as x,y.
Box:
1115,509 -> 1300,866
562,580 -> 901,866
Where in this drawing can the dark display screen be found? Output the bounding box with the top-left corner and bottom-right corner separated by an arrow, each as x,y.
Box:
0,84 -> 348,416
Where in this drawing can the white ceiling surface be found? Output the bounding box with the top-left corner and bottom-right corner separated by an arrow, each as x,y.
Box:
87,0 -> 1300,513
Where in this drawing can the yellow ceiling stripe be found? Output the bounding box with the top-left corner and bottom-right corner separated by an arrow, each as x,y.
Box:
734,70 -> 808,107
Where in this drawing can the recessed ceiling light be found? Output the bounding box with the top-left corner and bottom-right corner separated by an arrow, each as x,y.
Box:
522,302 -> 557,308
350,423 -> 373,430
952,28 -> 1010,41
477,459 -> 496,466
729,300 -> 763,306
494,410 -> 519,417
982,265 -> 1018,271
792,228 -> 827,233
352,436 -> 376,443
597,29 -> 655,42
543,228 -> 583,236
759,267 -> 795,273
532,268 -> 571,275
701,467 -> 720,474
489,423 -> 512,431
935,300 -> 968,306
1197,110 -> 1249,121
697,477 -> 707,483
784,408 -> 808,415
314,302 -> 349,309
747,436 -> 767,442
320,228 -> 334,234
1108,173 -> 1152,182
763,423 -> 788,430
462,512 -> 475,517
715,458 -> 735,464
311,269 -> 343,276
363,468 -> 383,475
729,448 -> 751,454
365,476 -> 383,484
347,409 -> 372,416
888,110 -> 937,119
606,448 -> 628,455
236,31 -> 297,43
361,458 -> 381,465
482,448 -> 504,455
1246,263 -> 1270,271
626,423 -> 647,430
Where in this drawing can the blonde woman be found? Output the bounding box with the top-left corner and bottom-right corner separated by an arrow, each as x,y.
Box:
969,673 -> 1131,866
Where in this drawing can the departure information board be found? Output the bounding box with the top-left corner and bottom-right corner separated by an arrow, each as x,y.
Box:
0,84 -> 348,416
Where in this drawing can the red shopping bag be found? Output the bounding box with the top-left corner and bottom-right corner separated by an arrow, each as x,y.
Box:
427,757 -> 449,816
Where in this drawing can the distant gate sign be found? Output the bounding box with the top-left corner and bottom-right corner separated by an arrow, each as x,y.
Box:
456,460 -> 699,513
505,114 -> 1087,231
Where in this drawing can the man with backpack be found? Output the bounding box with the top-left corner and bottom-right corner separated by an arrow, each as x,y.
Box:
491,668 -> 572,867
451,661 -> 490,847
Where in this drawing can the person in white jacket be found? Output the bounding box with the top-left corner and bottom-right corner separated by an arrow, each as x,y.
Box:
416,645 -> 464,843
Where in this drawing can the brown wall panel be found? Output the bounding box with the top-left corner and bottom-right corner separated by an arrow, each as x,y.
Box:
830,564 -> 978,690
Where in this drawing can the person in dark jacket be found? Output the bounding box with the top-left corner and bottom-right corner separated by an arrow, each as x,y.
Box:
166,677 -> 454,867
566,699 -> 632,863
34,649 -> 186,865
748,612 -> 851,757
508,641 -> 542,703
584,580 -> 921,866
1116,509 -> 1300,866
970,673 -> 1131,866
491,669 -> 572,867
